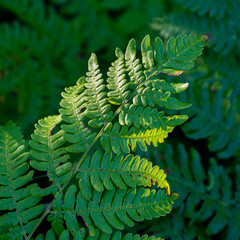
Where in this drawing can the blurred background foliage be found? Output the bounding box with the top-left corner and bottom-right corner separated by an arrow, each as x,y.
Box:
0,0 -> 239,239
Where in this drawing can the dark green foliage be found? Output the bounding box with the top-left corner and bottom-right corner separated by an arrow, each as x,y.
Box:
181,84 -> 240,159
0,34 -> 207,239
1,0 -> 239,239
145,143 -> 240,239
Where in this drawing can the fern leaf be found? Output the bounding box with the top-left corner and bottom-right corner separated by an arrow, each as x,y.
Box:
85,53 -> 113,127
29,115 -> 72,193
107,48 -> 130,105
125,38 -> 145,85
154,33 -> 207,74
132,85 -> 191,109
59,81 -> 97,153
0,121 -> 45,239
76,151 -> 170,200
119,79 -> 189,129
101,123 -> 173,154
48,185 -> 177,236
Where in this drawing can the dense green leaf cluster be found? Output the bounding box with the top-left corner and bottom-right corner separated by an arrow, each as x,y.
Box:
0,34 -> 207,239
1,0 -> 239,239
150,0 -> 240,239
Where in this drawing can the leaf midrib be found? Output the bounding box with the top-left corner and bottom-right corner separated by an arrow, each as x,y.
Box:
49,198 -> 171,213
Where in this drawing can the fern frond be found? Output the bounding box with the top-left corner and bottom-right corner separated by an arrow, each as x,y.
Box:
24,34 -> 207,239
48,185 -> 177,236
124,38 -> 145,85
0,121 -> 44,239
29,115 -> 72,193
77,151 -> 170,200
59,33 -> 207,157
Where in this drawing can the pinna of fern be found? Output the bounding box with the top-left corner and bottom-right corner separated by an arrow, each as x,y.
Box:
0,33 -> 207,239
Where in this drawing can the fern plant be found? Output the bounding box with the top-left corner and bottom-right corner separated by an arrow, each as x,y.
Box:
0,34 -> 207,239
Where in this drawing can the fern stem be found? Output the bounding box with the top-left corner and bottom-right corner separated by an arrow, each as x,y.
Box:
26,202 -> 54,240
48,126 -> 62,193
48,200 -> 171,213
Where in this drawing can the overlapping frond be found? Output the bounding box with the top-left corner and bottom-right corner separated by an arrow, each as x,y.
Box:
76,151 -> 170,200
0,121 -> 44,239
29,115 -> 72,193
48,185 -> 177,236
